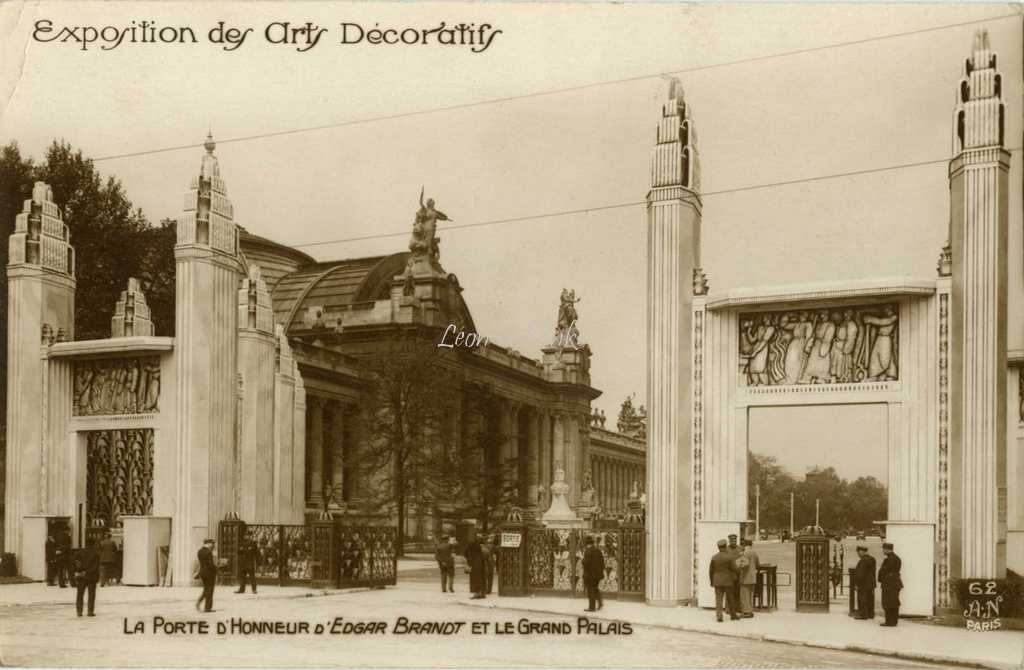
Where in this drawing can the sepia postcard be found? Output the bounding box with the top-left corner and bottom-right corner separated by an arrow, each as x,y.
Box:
1,1 -> 1023,668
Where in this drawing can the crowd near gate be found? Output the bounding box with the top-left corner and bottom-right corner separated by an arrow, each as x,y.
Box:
218,518 -> 398,588
497,512 -> 645,600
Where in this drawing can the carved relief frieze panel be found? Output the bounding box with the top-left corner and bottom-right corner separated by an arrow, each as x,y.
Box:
738,303 -> 899,387
85,428 -> 154,528
73,357 -> 161,415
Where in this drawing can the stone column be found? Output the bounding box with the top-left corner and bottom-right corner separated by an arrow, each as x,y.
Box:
562,413 -> 580,507
329,401 -> 345,503
646,78 -> 700,604
949,32 -> 1010,580
527,409 -> 540,513
538,411 -> 551,508
307,397 -> 324,506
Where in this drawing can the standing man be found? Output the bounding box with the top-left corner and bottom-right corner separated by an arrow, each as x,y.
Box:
582,536 -> 606,612
195,538 -> 218,613
726,534 -> 741,607
435,535 -> 455,593
98,532 -> 117,587
710,539 -> 740,622
235,532 -> 258,594
45,533 -> 63,587
853,545 -> 877,620
877,542 -> 902,626
464,533 -> 486,599
737,539 -> 759,617
73,540 -> 100,617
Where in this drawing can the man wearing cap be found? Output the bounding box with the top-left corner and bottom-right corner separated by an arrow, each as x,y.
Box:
195,539 -> 218,613
726,534 -> 741,607
736,539 -> 759,617
710,539 -> 740,622
852,545 -> 877,620
877,542 -> 902,626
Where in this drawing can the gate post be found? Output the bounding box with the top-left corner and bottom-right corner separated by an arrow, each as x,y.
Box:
618,498 -> 646,600
795,533 -> 830,612
311,518 -> 334,587
217,515 -> 245,586
498,506 -> 528,596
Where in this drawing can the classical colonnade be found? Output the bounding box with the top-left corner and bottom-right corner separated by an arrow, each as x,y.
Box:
591,455 -> 643,514
305,395 -> 355,507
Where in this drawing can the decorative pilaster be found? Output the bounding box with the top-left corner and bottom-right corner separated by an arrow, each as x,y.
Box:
329,401 -> 345,503
237,264 -> 276,522
948,31 -> 1010,581
646,78 -> 701,604
5,182 -> 75,567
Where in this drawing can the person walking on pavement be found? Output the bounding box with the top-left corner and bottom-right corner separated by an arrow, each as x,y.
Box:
878,542 -> 903,626
464,533 -> 486,599
710,539 -> 740,622
98,532 -> 117,587
73,540 -> 100,617
235,532 -> 258,594
582,536 -> 606,612
737,539 -> 759,617
853,545 -> 877,620
195,538 -> 218,613
435,535 -> 455,593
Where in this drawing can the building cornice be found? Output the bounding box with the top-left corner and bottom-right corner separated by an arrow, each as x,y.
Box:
47,336 -> 174,358
705,276 -> 935,312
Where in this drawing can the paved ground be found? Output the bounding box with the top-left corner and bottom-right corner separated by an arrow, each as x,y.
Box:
0,579 -> 972,668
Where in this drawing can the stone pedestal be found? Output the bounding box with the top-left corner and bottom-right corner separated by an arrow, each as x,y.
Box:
122,516 -> 171,586
21,516 -> 69,581
542,465 -> 581,527
881,521 -> 935,616
695,520 -> 739,608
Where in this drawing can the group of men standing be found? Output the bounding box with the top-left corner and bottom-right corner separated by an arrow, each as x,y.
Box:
47,530 -> 120,618
437,532 -> 498,599
709,534 -> 760,622
852,542 -> 903,626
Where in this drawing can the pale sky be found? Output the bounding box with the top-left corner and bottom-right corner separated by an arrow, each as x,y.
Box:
1,1 -> 1022,434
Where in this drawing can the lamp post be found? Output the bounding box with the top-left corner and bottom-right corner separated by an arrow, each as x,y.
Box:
789,491 -> 794,537
755,484 -> 761,538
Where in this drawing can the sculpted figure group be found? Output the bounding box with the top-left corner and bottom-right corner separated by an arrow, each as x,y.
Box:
74,357 -> 160,415
740,305 -> 898,387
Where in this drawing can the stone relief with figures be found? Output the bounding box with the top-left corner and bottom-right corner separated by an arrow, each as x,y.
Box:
739,304 -> 899,386
73,356 -> 161,415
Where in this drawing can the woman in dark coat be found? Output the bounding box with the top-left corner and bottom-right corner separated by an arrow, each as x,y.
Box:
464,533 -> 486,599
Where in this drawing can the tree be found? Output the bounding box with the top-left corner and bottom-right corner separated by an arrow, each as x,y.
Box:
350,335 -> 460,556
458,391 -> 521,532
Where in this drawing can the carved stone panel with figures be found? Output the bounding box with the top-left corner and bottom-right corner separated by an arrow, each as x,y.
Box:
738,303 -> 899,387
73,357 -> 161,416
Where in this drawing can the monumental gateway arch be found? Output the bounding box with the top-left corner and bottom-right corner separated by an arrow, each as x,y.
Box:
645,31 -> 1020,614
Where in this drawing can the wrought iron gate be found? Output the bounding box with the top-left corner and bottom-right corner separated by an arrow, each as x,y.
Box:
218,518 -> 397,588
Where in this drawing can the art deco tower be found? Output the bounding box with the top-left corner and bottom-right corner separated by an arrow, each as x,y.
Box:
172,134 -> 241,583
646,79 -> 701,604
949,31 -> 1010,580
4,183 -> 74,564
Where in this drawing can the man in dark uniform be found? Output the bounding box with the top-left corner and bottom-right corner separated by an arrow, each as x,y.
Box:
726,534 -> 741,607
877,542 -> 902,626
73,540 -> 100,617
852,545 -> 877,620
45,533 -> 62,586
464,533 -> 486,599
710,539 -> 740,622
582,536 -> 606,612
195,538 -> 218,613
98,532 -> 117,587
235,532 -> 258,594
